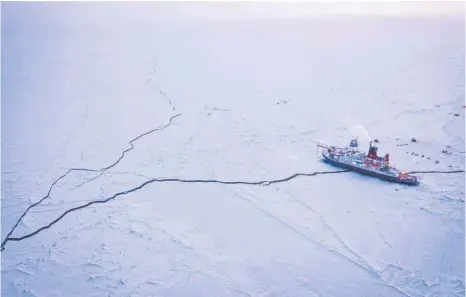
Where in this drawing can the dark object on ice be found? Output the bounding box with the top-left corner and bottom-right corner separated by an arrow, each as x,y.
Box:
411,138 -> 417,142
435,160 -> 439,164
427,157 -> 431,160
421,155 -> 424,158
397,144 -> 408,147
373,139 -> 379,143
396,138 -> 399,141
411,152 -> 414,155
448,165 -> 453,168
414,153 -> 419,156
447,145 -> 451,148
319,139 -> 419,185
435,105 -> 440,107
454,113 -> 460,116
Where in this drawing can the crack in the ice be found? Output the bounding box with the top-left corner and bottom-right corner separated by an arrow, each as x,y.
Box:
0,167 -> 99,251
204,104 -> 228,112
71,171 -> 106,191
145,61 -> 176,111
68,114 -> 181,191
80,142 -> 102,161
108,114 -> 182,171
376,229 -> 393,250
406,170 -> 465,174
1,169 -> 349,251
156,88 -> 176,111
1,114 -> 181,251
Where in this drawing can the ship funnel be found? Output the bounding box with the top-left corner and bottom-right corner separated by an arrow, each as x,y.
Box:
349,138 -> 358,148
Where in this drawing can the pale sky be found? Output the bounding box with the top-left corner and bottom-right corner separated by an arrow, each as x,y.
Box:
4,1 -> 465,26
80,1 -> 466,23
174,1 -> 465,19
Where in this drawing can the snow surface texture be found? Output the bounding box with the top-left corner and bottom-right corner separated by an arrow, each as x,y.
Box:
2,3 -> 465,297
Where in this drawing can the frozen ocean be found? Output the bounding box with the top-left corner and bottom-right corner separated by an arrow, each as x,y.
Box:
2,2 -> 465,297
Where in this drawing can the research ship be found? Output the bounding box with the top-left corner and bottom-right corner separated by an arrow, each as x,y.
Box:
319,138 -> 419,185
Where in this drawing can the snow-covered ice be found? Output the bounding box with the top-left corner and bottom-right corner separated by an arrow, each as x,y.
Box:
2,2 -> 465,297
